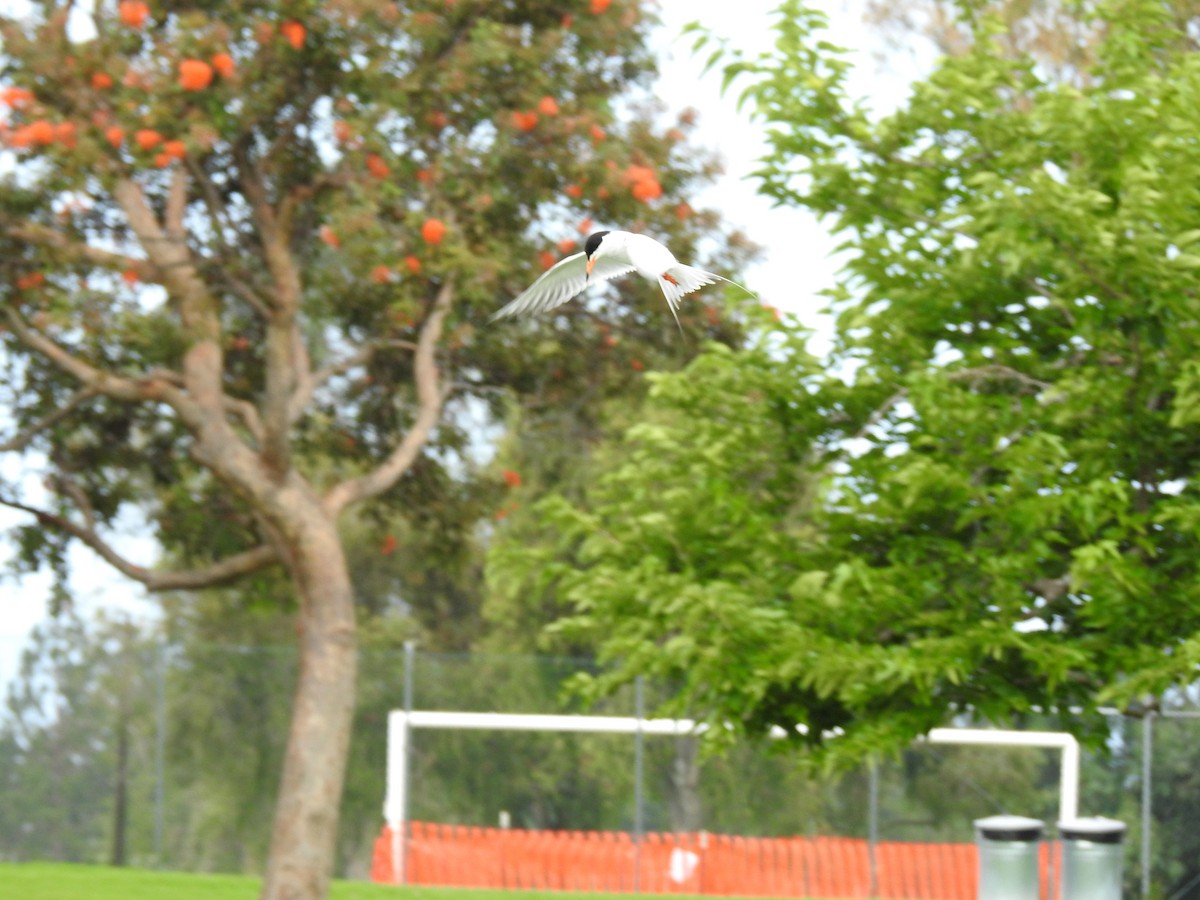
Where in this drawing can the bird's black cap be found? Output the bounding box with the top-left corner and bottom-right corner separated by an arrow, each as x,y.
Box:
584,231 -> 610,258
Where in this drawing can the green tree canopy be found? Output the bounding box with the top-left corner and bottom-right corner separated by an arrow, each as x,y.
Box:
490,0 -> 1200,764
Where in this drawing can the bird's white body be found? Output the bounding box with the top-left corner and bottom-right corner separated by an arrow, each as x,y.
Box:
490,230 -> 749,330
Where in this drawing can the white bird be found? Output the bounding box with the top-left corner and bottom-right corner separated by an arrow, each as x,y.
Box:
490,230 -> 751,331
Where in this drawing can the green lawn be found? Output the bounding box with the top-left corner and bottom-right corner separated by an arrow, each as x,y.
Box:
0,863 -> 794,900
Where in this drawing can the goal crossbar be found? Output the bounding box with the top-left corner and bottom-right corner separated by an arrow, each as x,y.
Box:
383,710 -> 1080,883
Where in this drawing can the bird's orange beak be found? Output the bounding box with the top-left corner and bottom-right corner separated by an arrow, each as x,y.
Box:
585,257 -> 595,280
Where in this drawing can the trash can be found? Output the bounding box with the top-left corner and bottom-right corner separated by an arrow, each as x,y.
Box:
975,815 -> 1044,900
1059,817 -> 1126,900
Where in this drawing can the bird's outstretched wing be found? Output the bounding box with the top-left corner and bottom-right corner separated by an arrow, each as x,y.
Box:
490,252 -> 635,321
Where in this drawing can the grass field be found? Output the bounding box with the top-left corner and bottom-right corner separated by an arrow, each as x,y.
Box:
0,863 -> 796,900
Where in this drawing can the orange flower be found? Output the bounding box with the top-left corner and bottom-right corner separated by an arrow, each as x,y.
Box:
415,167 -> 433,183
1,87 -> 34,108
154,151 -> 171,168
118,0 -> 149,28
122,269 -> 139,286
428,110 -> 448,129
280,20 -> 306,50
675,202 -> 693,220
623,164 -> 654,185
591,0 -> 612,11
537,96 -> 560,116
539,250 -> 556,270
404,255 -> 421,274
557,238 -> 577,254
179,59 -> 213,91
333,120 -> 353,143
135,129 -> 162,150
577,217 -> 594,235
624,164 -> 663,203
630,358 -> 645,371
561,14 -> 574,28
589,124 -> 606,143
511,110 -> 538,132
380,535 -> 398,556
105,126 -> 125,148
564,183 -> 583,199
16,272 -> 45,290
421,218 -> 447,245
502,469 -> 522,487
162,139 -> 186,160
54,121 -> 77,149
26,120 -> 55,146
632,179 -> 662,202
91,72 -> 114,90
366,153 -> 390,178
211,53 -> 236,79
318,225 -> 340,248
371,264 -> 391,284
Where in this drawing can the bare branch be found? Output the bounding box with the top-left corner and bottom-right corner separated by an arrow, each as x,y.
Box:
288,339 -> 419,424
232,141 -> 301,311
114,178 -> 226,417
113,179 -> 215,336
3,305 -> 185,406
0,494 -> 279,592
0,387 -> 99,452
947,364 -> 1051,394
854,388 -> 909,441
3,219 -> 158,280
323,280 -> 455,516
165,166 -> 188,237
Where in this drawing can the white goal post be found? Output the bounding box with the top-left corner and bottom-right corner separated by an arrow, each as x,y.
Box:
382,709 -> 1080,885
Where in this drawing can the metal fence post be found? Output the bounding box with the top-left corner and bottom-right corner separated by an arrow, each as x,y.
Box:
154,640 -> 167,867
1142,712 -> 1153,899
868,759 -> 879,897
402,641 -> 416,885
634,675 -> 645,892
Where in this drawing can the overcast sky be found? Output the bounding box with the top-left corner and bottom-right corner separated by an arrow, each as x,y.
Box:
0,0 -> 930,692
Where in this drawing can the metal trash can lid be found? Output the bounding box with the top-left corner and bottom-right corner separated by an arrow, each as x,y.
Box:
1057,817 -> 1127,843
974,815 -> 1045,842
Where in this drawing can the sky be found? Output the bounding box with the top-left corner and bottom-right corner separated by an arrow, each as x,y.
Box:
0,0 -> 930,694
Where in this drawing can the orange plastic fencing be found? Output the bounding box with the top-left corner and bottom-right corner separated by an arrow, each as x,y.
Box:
369,822 -> 1051,898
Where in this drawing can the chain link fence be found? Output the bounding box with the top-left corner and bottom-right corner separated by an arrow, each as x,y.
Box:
0,619 -> 1196,897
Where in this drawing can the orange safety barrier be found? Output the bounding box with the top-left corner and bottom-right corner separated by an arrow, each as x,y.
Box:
371,822 -> 1063,899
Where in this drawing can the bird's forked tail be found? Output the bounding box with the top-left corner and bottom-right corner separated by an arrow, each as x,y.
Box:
658,264 -> 755,333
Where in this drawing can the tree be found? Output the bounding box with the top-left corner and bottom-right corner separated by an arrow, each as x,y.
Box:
0,611 -> 160,865
491,0 -> 1200,766
0,3 -> 747,895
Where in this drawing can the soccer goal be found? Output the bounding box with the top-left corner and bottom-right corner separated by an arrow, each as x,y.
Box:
380,709 -> 1080,887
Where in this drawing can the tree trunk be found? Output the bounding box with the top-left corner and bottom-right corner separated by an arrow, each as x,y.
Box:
110,702 -> 129,866
669,737 -> 702,832
260,496 -> 358,900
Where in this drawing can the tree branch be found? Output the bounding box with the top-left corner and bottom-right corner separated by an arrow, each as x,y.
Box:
3,305 -> 190,408
3,219 -> 158,280
323,280 -> 454,516
854,388 -> 909,441
0,494 -> 279,592
165,166 -> 188,238
288,339 -> 419,424
0,387 -> 99,452
947,364 -> 1051,394
114,177 -> 225,417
